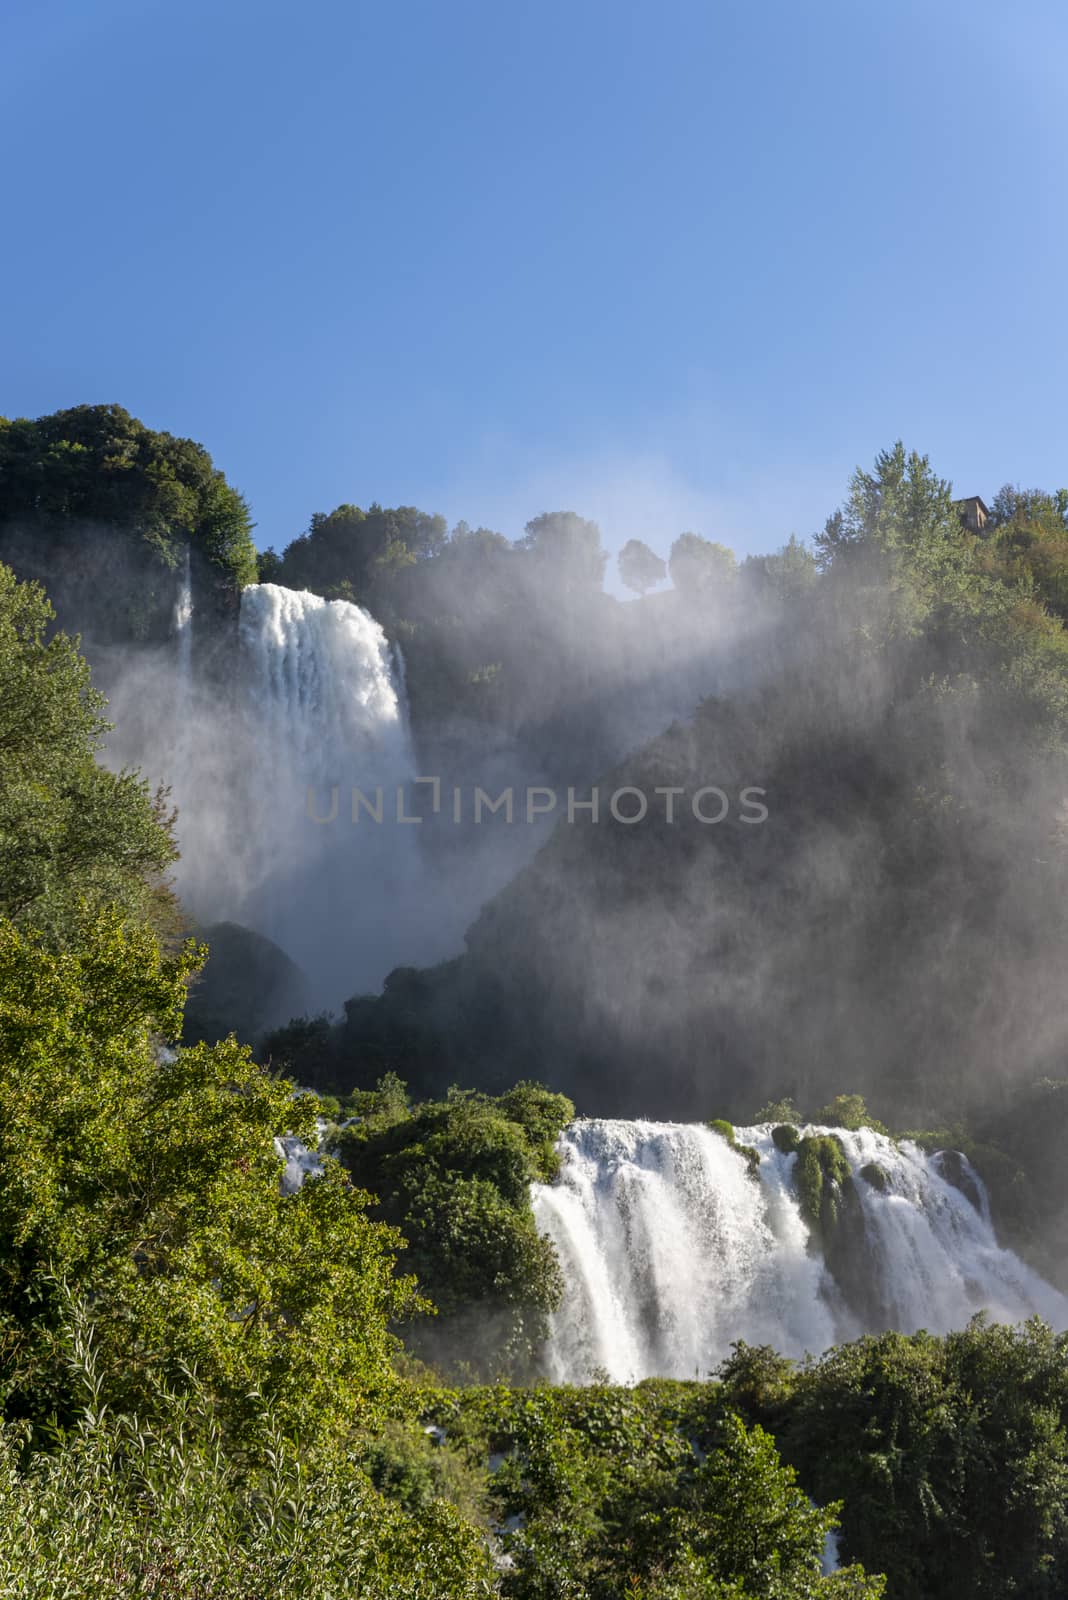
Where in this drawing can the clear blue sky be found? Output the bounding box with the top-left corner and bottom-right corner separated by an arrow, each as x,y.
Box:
3,0 -> 1066,569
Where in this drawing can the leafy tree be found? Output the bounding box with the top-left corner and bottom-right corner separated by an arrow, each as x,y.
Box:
0,909 -> 418,1446
276,503 -> 448,604
520,510 -> 608,591
618,538 -> 667,596
753,1098 -> 802,1126
256,545 -> 284,582
812,1094 -> 889,1136
814,443 -> 957,576
669,532 -> 737,597
480,1392 -> 883,1599
330,1083 -> 574,1376
741,536 -> 818,600
783,1319 -> 1068,1600
982,484 -> 1068,622
0,405 -> 256,641
0,562 -> 177,944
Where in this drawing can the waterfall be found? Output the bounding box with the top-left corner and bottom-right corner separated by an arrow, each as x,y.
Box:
215,583 -> 428,1002
238,582 -> 407,784
171,547 -> 194,746
121,580 -> 436,1009
533,1119 -> 1068,1383
173,547 -> 193,688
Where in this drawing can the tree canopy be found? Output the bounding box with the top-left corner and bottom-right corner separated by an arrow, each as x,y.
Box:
618,537 -> 667,595
0,562 -> 177,944
669,531 -> 737,596
0,405 -> 257,642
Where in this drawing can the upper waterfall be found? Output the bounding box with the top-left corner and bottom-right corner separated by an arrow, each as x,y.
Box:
108,581 -> 434,1008
533,1119 -> 1068,1384
238,582 -> 408,779
219,583 -> 425,1002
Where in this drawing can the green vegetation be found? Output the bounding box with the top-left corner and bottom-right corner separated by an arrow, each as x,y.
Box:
812,1095 -> 890,1137
756,1098 -> 802,1126
0,909 -> 415,1447
771,1124 -> 802,1154
330,1081 -> 574,1376
617,536 -> 667,596
0,1323 -> 493,1599
794,1136 -> 852,1234
424,1383 -> 883,1599
669,531 -> 737,598
858,1162 -> 888,1191
0,564 -> 177,944
0,405 -> 256,642
734,1318 -> 1068,1600
265,502 -> 448,603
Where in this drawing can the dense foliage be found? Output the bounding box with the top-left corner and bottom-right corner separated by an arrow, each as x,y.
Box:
423,1383 -> 882,1599
722,1318 -> 1068,1600
324,1079 -> 574,1377
0,563 -> 177,943
0,404 -> 256,643
0,910 -> 417,1446
0,1326 -> 493,1599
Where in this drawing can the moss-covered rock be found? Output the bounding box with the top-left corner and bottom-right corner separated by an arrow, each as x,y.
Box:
859,1161 -> 888,1192
795,1134 -> 852,1234
772,1123 -> 801,1155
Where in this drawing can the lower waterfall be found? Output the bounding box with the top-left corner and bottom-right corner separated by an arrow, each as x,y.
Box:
532,1119 -> 1068,1383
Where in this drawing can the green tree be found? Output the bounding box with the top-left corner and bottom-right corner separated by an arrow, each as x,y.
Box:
618,538 -> 667,596
0,562 -> 177,945
520,511 -> 608,591
277,503 -> 448,603
256,545 -> 284,582
742,536 -> 818,600
812,1094 -> 888,1135
669,532 -> 737,598
784,1320 -> 1068,1600
0,909 -> 418,1446
492,1396 -> 883,1599
0,405 -> 257,641
331,1083 -> 574,1377
982,484 -> 1068,621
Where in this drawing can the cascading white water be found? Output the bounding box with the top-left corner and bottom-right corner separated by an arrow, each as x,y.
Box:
238,582 -> 407,784
214,582 -> 427,1002
173,548 -> 193,686
171,548 -> 194,746
533,1119 -> 1068,1383
116,580 -> 437,1008
829,1124 -> 1066,1334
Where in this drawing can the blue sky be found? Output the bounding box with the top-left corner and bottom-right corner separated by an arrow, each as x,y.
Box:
3,0 -> 1067,572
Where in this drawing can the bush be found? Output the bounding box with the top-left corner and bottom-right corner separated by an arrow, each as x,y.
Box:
332,1085 -> 574,1377
813,1095 -> 889,1136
